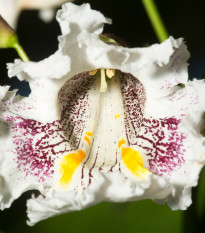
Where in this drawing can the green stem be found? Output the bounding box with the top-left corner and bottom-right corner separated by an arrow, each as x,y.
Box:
141,0 -> 169,42
12,42 -> 29,62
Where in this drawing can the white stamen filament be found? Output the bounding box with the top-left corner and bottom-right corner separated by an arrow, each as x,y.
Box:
100,68 -> 107,92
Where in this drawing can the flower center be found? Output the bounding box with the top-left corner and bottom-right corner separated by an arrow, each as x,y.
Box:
89,68 -> 115,92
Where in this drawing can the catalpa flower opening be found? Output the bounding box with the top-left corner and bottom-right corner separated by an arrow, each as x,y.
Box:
0,2 -> 205,226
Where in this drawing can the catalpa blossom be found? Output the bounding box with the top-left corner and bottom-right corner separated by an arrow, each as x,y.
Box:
0,0 -> 70,28
0,2 -> 205,226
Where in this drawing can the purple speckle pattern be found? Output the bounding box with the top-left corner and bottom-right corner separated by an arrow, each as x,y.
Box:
6,116 -> 70,183
135,117 -> 186,175
119,72 -> 186,176
1,72 -> 96,184
0,71 -> 187,185
58,71 -> 95,149
119,73 -> 146,145
169,88 -> 199,105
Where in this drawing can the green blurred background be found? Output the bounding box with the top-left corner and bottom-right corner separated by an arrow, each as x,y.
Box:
1,0 -> 205,232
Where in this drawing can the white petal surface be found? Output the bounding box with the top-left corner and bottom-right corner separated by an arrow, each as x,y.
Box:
0,89 -> 70,208
57,3 -> 111,35
7,51 -> 70,123
0,86 -> 10,100
27,174 -> 105,226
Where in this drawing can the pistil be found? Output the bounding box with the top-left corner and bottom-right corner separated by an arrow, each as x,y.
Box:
89,68 -> 116,92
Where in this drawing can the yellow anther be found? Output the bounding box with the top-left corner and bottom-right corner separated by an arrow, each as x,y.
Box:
89,69 -> 98,76
89,68 -> 116,92
106,69 -> 115,78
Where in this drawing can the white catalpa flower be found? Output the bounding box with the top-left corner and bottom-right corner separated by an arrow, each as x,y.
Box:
1,2 -> 205,226
0,0 -> 70,28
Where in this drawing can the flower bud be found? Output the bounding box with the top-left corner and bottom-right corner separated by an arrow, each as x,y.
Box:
0,15 -> 17,48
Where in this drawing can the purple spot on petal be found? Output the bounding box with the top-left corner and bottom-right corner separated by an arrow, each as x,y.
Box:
5,116 -> 70,183
135,117 -> 186,176
58,72 -> 95,149
119,73 -> 146,145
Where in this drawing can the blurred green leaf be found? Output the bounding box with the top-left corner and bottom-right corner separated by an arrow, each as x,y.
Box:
196,166 -> 205,219
1,197 -> 182,233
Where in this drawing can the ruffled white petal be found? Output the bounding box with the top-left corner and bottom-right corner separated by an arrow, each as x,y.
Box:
0,89 -> 71,208
7,51 -> 70,123
7,3 -> 187,122
134,79 -> 205,210
55,2 -> 189,88
27,171 -> 173,226
56,3 -> 111,35
27,174 -> 105,226
8,51 -> 70,81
